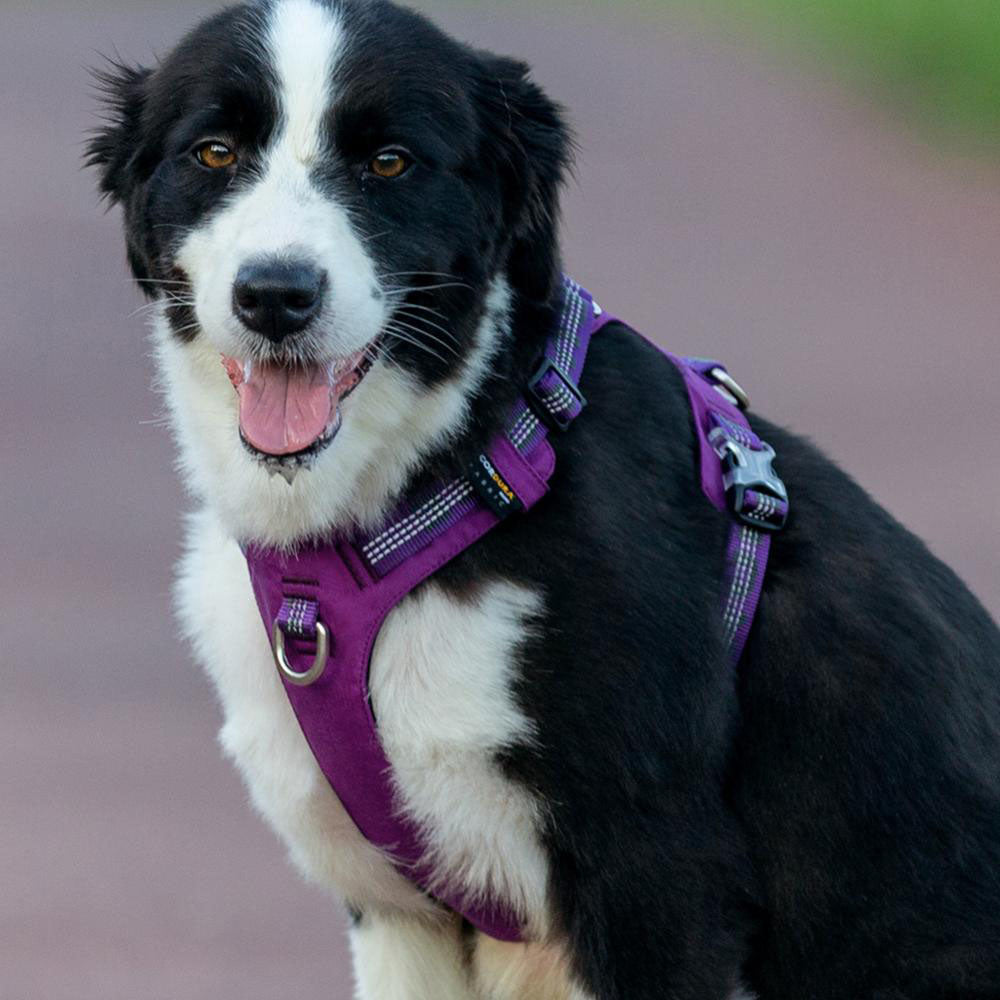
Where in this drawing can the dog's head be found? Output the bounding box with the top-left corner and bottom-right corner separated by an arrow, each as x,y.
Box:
89,0 -> 569,544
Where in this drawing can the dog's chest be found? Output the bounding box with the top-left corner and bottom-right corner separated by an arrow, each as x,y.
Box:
177,509 -> 550,928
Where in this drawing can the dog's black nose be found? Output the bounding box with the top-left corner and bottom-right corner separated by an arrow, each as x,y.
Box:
232,259 -> 326,342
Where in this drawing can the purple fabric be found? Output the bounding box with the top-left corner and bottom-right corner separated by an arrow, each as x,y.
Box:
241,280 -> 783,941
721,525 -> 771,658
247,503 -> 529,939
358,277 -> 601,580
664,355 -> 783,664
276,595 -> 319,640
244,280 -> 612,943
665,357 -> 738,513
740,489 -> 789,532
527,276 -> 590,427
359,479 -> 479,577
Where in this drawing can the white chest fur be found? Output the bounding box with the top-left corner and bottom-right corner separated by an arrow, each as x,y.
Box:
176,508 -> 550,934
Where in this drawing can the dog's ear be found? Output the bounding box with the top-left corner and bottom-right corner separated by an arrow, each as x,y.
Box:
474,55 -> 573,301
87,60 -> 157,286
86,60 -> 154,205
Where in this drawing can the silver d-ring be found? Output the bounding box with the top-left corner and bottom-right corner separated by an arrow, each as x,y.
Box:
710,367 -> 750,411
272,621 -> 330,687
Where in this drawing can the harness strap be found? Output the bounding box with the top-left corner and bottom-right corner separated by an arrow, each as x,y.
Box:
356,277 -> 601,579
243,280 -> 788,943
244,278 -> 610,944
275,594 -> 319,638
667,357 -> 788,665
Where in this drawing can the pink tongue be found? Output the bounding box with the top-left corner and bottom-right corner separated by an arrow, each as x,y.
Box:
236,362 -> 333,456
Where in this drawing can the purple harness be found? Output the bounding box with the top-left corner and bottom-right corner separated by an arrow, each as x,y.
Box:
242,278 -> 788,942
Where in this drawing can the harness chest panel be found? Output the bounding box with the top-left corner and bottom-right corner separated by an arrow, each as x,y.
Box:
242,278 -> 787,941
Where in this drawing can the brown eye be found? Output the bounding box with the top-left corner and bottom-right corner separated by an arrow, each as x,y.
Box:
195,141 -> 237,170
369,151 -> 409,179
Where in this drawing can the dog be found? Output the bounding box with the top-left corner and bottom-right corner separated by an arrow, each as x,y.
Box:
88,0 -> 1000,996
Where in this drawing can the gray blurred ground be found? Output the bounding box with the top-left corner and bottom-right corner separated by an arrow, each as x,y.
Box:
2,1 -> 998,997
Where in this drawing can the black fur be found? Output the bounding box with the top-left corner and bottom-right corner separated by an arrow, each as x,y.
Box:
439,324 -> 1000,998
89,1 -> 1000,997
87,0 -> 568,388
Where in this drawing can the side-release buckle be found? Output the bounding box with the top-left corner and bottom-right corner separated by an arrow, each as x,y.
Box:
709,425 -> 789,532
526,359 -> 587,432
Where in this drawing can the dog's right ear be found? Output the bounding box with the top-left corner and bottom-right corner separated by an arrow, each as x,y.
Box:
85,60 -> 153,205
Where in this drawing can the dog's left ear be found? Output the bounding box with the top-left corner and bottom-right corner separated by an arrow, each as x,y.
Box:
86,60 -> 154,206
473,55 -> 572,301
87,60 -> 157,285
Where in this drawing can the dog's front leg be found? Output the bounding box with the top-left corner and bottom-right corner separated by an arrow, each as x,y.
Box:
470,936 -> 595,1000
349,910 -> 475,1000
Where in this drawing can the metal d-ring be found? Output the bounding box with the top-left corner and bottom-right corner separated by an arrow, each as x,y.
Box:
272,620 -> 330,687
710,366 -> 751,411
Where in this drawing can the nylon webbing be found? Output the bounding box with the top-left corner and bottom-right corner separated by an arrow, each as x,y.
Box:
270,285 -> 786,670
358,277 -> 593,578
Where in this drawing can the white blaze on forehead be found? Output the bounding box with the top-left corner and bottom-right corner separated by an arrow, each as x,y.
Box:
176,0 -> 384,366
268,0 -> 344,163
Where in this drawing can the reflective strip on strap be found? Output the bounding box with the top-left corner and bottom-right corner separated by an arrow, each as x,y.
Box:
710,411 -> 757,450
741,489 -> 789,532
721,525 -> 770,655
671,357 -> 788,667
359,277 -> 597,579
360,479 -> 476,567
276,595 -> 320,640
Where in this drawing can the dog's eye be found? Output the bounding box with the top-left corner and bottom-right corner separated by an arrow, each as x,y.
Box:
194,141 -> 237,170
368,151 -> 410,179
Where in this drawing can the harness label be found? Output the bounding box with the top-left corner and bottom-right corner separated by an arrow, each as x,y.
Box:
468,453 -> 524,519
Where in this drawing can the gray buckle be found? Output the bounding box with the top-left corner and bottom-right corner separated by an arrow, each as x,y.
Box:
709,427 -> 788,532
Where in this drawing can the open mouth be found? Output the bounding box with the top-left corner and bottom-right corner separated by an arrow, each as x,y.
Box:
221,349 -> 373,468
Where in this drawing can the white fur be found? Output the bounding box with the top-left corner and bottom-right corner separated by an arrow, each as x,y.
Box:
176,505 -> 549,919
163,0 -> 516,547
371,582 -> 551,938
176,0 -> 384,373
350,918 -> 599,1000
350,915 -> 472,1000
352,917 -> 753,1000
271,0 -> 342,165
155,3 -> 750,989
153,270 -> 510,546
473,937 -> 589,1000
156,271 -> 511,545
177,506 -> 433,916
164,3 -> 554,995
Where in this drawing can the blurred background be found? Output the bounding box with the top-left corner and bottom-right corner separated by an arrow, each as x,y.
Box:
3,0 -> 999,996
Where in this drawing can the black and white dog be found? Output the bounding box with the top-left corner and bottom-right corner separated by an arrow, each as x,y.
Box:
89,1 -> 1000,996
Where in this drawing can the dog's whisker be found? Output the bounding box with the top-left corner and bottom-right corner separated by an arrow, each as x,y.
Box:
380,273 -> 473,293
136,277 -> 194,287
383,281 -> 473,294
378,270 -> 465,280
392,301 -> 452,323
130,302 -> 162,318
382,327 -> 450,366
385,318 -> 459,359
129,295 -> 197,318
364,342 -> 391,368
165,320 -> 203,337
392,308 -> 460,345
